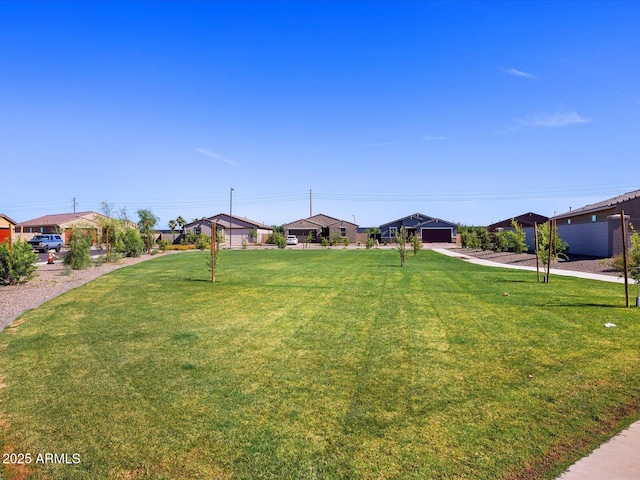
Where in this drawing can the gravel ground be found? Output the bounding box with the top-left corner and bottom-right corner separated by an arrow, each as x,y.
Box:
458,248 -> 619,276
0,254 -> 168,331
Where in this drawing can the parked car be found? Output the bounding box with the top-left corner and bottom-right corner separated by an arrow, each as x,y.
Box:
286,235 -> 299,245
28,234 -> 64,252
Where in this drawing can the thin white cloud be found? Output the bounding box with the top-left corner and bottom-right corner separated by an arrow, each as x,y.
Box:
422,135 -> 450,141
196,148 -> 238,166
518,112 -> 591,128
502,68 -> 537,80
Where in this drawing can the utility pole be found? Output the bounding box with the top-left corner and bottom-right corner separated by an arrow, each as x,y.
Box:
309,189 -> 312,217
72,197 -> 77,213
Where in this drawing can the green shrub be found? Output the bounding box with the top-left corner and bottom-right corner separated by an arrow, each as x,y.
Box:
366,237 -> 375,249
119,228 -> 144,258
0,240 -> 38,285
195,234 -> 210,250
64,228 -> 93,270
268,232 -> 286,249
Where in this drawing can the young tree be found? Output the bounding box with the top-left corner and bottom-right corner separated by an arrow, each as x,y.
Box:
96,202 -> 122,262
64,226 -> 93,270
395,226 -> 408,267
627,225 -> 640,302
137,209 -> 159,254
536,221 -> 568,282
410,232 -> 422,256
504,219 -> 527,253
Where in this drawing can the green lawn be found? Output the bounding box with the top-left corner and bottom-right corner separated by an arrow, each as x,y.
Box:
1,249 -> 639,479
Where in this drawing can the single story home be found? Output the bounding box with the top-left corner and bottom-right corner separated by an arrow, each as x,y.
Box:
552,189 -> 640,257
283,214 -> 358,244
380,213 -> 458,243
0,213 -> 17,245
15,211 -> 108,245
487,212 -> 549,251
184,214 -> 273,245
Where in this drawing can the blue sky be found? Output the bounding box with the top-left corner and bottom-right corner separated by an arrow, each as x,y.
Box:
2,1 -> 639,228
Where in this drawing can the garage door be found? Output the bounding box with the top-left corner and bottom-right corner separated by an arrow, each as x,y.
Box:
0,229 -> 10,244
422,229 -> 452,243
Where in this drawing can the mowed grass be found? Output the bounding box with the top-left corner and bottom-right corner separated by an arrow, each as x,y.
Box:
1,249 -> 640,479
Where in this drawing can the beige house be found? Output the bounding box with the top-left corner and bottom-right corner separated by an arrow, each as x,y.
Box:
15,211 -> 109,245
552,189 -> 640,257
0,213 -> 17,245
185,214 -> 273,245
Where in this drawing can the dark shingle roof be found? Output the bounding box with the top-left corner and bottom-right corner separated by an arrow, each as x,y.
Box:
553,189 -> 640,219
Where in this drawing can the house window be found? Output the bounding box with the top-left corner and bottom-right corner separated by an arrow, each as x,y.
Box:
340,227 -> 346,237
195,227 -> 201,235
389,227 -> 397,238
567,219 -> 571,225
591,215 -> 597,222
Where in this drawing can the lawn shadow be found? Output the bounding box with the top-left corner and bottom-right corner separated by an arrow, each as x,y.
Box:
543,302 -> 624,309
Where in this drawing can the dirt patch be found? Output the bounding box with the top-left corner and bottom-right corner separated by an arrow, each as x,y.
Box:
458,249 -> 619,277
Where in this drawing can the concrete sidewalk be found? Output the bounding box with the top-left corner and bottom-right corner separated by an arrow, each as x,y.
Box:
433,248 -> 640,479
432,248 -> 631,284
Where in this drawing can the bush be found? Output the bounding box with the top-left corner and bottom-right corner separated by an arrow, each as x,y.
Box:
195,234 -> 210,250
268,232 -> 286,249
0,240 -> 38,286
64,228 -> 93,270
366,237 -> 375,249
119,228 -> 144,258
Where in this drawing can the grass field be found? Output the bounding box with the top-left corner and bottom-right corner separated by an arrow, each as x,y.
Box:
1,249 -> 639,479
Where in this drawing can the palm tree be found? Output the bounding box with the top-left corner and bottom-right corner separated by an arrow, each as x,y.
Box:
176,216 -> 186,234
168,219 -> 178,234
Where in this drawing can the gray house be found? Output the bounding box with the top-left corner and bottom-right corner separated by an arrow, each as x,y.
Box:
552,189 -> 640,257
283,214 -> 358,244
380,213 -> 458,243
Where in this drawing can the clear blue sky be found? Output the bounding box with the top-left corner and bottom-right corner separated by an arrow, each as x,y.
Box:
2,1 -> 639,228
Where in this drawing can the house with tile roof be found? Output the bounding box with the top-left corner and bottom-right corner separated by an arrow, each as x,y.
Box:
15,211 -> 108,245
552,189 -> 640,257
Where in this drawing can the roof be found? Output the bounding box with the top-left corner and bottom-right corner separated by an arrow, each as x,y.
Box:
284,213 -> 358,230
186,214 -> 273,230
0,213 -> 18,225
16,211 -> 103,227
553,189 -> 640,220
283,218 -> 324,230
487,212 -> 549,230
379,213 -> 458,228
